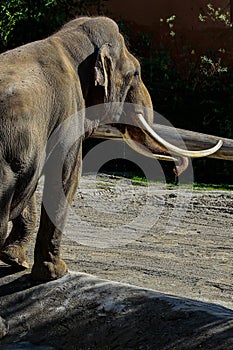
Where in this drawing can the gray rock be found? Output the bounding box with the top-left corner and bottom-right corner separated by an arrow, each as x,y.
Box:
0,342 -> 57,349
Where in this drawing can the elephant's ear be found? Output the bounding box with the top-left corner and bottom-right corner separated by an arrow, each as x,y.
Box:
94,44 -> 112,98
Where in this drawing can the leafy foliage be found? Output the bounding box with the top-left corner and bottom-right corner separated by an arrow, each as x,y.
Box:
0,0 -> 108,51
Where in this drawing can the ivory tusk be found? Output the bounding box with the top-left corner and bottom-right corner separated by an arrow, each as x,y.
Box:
122,129 -> 178,162
136,114 -> 223,158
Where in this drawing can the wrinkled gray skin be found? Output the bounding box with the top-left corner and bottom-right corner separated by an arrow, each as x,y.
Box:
0,17 -> 183,281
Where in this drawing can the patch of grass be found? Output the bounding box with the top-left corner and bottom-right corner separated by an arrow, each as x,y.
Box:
193,183 -> 233,191
129,176 -> 233,191
131,176 -> 169,187
131,176 -> 148,183
98,173 -> 233,191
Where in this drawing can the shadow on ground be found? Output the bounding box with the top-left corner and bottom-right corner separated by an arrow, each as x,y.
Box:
0,267 -> 233,350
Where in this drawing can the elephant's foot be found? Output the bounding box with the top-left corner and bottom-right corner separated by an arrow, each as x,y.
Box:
0,245 -> 29,270
31,258 -> 68,281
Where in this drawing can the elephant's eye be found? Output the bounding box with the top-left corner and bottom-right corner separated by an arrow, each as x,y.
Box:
133,71 -> 139,83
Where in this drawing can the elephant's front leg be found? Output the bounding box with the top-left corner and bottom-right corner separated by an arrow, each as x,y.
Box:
0,193 -> 37,270
31,143 -> 82,281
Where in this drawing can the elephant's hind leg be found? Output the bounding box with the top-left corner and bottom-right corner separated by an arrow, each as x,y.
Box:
0,193 -> 37,270
0,162 -> 15,251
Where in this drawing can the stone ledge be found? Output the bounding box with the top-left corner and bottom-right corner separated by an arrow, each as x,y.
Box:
0,268 -> 233,349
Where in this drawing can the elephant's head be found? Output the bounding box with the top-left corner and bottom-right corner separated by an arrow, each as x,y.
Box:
62,17 -> 222,175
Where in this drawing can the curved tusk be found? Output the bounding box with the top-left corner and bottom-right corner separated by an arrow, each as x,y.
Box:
122,129 -> 178,162
136,114 -> 223,158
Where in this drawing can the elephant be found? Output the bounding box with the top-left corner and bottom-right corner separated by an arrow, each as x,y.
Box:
0,16 -> 222,281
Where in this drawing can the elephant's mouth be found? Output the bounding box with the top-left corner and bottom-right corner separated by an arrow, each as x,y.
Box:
116,113 -> 223,176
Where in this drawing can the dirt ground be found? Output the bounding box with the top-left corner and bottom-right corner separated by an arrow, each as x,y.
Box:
62,174 -> 233,309
0,173 -> 233,349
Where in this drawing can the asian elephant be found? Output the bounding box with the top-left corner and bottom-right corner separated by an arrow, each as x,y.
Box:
0,16 -> 222,281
